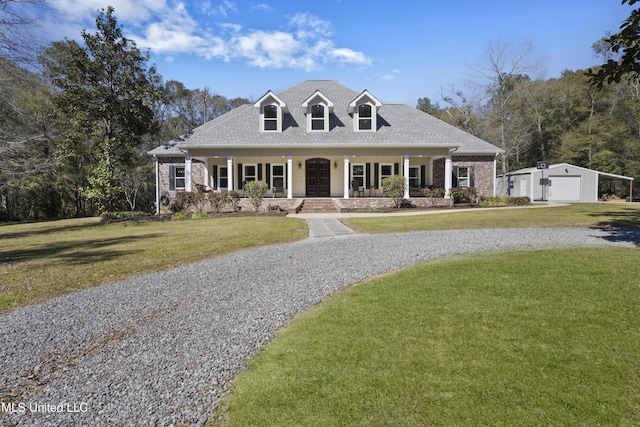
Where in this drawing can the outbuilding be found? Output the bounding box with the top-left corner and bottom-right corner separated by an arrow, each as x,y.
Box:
496,163 -> 634,202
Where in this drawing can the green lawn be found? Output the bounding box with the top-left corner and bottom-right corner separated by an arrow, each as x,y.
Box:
212,247 -> 640,426
0,216 -> 308,313
343,203 -> 640,233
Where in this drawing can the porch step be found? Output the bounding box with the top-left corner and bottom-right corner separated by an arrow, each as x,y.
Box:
298,198 -> 339,213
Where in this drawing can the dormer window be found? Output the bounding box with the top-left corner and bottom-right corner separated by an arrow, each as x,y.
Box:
263,104 -> 279,131
358,104 -> 372,130
348,90 -> 382,132
310,104 -> 326,131
302,90 -> 333,133
254,90 -> 288,132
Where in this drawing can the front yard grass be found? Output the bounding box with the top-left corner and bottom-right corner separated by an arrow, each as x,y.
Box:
212,247 -> 640,426
0,216 -> 308,313
343,203 -> 640,233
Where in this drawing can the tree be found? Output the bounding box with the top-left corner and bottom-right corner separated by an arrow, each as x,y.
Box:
587,0 -> 640,88
416,97 -> 440,115
44,7 -> 162,213
469,40 -> 542,190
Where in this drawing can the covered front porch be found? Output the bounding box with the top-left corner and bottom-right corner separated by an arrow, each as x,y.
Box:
176,146 -> 458,201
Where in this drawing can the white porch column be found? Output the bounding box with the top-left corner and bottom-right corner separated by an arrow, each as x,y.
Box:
287,156 -> 293,199
403,155 -> 410,199
444,152 -> 453,198
154,156 -> 159,215
429,158 -> 434,186
185,153 -> 192,192
227,156 -> 234,191
343,156 -> 350,198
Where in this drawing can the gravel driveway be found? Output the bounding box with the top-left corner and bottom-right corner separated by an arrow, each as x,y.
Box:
1,227 -> 638,426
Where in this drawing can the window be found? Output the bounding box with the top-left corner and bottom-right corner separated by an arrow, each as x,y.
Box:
263,104 -> 278,131
358,104 -> 372,130
174,166 -> 185,189
271,164 -> 285,189
409,166 -> 420,189
310,104 -> 326,131
351,163 -> 365,188
244,164 -> 257,183
218,166 -> 228,190
457,167 -> 470,187
379,163 -> 393,187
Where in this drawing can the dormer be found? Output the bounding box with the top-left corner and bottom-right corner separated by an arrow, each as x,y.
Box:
348,90 -> 382,132
254,90 -> 289,132
302,91 -> 334,132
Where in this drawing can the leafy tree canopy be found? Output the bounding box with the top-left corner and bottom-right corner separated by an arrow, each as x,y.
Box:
587,0 -> 640,88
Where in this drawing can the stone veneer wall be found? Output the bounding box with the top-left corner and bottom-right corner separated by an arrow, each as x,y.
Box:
335,198 -> 452,211
157,157 -> 206,213
433,155 -> 495,197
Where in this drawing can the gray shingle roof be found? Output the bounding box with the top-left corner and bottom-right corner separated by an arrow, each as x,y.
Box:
149,80 -> 501,155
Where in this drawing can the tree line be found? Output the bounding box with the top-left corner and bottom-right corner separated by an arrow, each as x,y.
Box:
2,2 -> 638,221
0,6 -> 248,221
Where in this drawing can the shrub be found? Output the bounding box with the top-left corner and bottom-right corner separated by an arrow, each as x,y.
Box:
244,180 -> 269,211
382,175 -> 406,208
507,196 -> 531,206
450,187 -> 479,204
171,211 -> 187,220
228,191 -> 241,212
191,211 -> 209,219
210,192 -> 230,213
481,197 -> 508,207
423,187 -> 446,198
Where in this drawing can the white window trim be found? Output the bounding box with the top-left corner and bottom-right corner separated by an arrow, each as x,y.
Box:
457,166 -> 471,187
174,166 -> 186,189
351,163 -> 366,188
379,163 -> 394,188
409,166 -> 421,189
217,166 -> 228,191
354,102 -> 376,132
307,103 -> 329,132
270,163 -> 286,189
261,103 -> 281,132
243,163 -> 258,183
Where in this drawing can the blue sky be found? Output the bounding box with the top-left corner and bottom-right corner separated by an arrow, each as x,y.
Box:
42,0 -> 632,106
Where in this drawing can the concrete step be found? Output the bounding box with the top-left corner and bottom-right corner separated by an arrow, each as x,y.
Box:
298,199 -> 339,213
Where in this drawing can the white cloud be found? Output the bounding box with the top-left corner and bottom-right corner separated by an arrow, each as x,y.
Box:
252,3 -> 274,13
45,2 -> 372,72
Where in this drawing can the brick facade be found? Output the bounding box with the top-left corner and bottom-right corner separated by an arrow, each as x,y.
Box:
433,155 -> 495,198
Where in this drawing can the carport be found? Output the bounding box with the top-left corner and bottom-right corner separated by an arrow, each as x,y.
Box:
496,163 -> 635,202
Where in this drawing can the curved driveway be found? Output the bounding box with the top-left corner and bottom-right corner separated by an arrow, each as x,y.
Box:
1,225 -> 638,426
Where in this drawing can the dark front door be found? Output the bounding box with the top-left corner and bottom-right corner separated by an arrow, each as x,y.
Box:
306,158 -> 331,197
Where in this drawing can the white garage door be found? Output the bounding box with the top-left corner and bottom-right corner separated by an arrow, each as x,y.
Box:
548,176 -> 581,201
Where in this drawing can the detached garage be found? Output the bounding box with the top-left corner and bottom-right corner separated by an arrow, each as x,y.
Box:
496,163 -> 634,202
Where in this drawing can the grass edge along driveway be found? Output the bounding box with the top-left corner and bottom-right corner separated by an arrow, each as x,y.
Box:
0,216 -> 308,314
210,246 -> 640,427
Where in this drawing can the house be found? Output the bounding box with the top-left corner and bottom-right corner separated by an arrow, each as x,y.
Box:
149,80 -> 502,213
496,163 -> 634,202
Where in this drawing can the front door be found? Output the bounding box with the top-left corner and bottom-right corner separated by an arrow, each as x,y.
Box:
306,158 -> 331,197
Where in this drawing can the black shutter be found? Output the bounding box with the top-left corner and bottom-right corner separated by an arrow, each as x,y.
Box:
169,165 -> 175,190
366,163 -> 371,187
266,163 -> 271,186
258,163 -> 263,181
374,163 -> 379,188
284,164 -> 288,188
212,165 -> 218,189
421,165 -> 426,188
394,163 -> 399,175
238,163 -> 243,188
